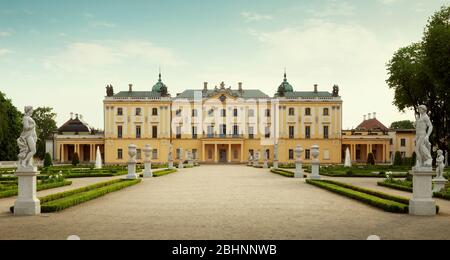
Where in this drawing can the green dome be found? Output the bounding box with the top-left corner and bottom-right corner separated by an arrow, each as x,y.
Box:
277,72 -> 294,95
152,73 -> 167,93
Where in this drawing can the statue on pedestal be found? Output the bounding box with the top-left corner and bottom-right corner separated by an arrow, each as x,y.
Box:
435,150 -> 445,180
414,105 -> 433,169
17,106 -> 37,170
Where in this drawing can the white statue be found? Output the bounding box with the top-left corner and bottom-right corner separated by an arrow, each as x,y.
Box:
17,106 -> 37,169
168,143 -> 173,161
95,146 -> 102,169
344,147 -> 351,168
436,150 -> 445,180
414,105 -> 433,169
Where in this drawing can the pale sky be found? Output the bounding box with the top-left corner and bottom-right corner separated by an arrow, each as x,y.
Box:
1,0 -> 449,129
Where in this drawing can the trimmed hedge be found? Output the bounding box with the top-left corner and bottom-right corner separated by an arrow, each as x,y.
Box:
0,181 -> 72,199
139,169 -> 178,178
10,179 -> 141,213
306,179 -> 409,213
270,168 -> 307,178
378,180 -> 413,192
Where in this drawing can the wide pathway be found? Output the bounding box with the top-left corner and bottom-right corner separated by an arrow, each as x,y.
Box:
0,165 -> 449,240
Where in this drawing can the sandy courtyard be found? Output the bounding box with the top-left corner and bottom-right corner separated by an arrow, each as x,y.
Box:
0,165 -> 449,240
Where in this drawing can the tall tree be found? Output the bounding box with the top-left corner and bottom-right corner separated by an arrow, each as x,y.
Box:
0,92 -> 22,161
31,107 -> 58,160
390,120 -> 415,130
386,5 -> 450,151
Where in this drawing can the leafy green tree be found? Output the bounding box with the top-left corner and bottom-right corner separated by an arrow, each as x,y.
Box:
367,153 -> 375,165
411,152 -> 417,167
0,92 -> 22,161
44,152 -> 53,168
72,153 -> 80,166
394,151 -> 403,166
390,120 -> 415,130
31,107 -> 58,160
386,6 -> 450,152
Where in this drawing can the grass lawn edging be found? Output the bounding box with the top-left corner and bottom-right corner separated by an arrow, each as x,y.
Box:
377,180 -> 413,192
10,179 -> 141,213
270,168 -> 308,178
0,181 -> 72,199
138,168 -> 178,178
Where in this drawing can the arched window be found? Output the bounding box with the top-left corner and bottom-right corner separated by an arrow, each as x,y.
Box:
323,108 -> 329,116
305,108 -> 311,116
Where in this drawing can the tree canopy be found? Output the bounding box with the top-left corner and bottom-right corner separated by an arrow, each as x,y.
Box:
390,120 -> 415,130
0,92 -> 22,161
386,5 -> 450,151
31,107 -> 58,160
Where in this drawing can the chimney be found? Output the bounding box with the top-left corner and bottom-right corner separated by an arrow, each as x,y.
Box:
129,84 -> 133,92
70,112 -> 74,119
75,113 -> 79,119
203,82 -> 208,91
368,113 -> 372,119
238,82 -> 243,92
314,84 -> 318,93
363,115 -> 366,121
79,115 -> 83,120
373,112 -> 376,119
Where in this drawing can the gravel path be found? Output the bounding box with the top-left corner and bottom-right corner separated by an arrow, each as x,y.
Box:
0,165 -> 449,240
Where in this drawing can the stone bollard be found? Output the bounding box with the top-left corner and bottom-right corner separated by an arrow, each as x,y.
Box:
178,148 -> 184,169
168,143 -> 174,169
126,144 -> 138,180
254,152 -> 260,167
273,144 -> 279,170
294,145 -> 304,178
310,145 -> 321,180
143,145 -> 153,178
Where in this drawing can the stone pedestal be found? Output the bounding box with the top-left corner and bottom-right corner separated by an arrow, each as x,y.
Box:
126,144 -> 138,180
253,152 -> 259,167
432,178 -> 448,193
273,160 -> 279,170
294,161 -> 303,178
178,160 -> 184,169
409,168 -> 436,216
310,160 -> 321,180
143,145 -> 152,178
14,168 -> 40,216
168,161 -> 174,169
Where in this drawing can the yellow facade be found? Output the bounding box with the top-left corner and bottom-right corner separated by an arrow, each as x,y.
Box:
102,77 -> 343,165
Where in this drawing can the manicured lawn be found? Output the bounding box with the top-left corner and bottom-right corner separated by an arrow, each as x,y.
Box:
0,180 -> 72,199
378,178 -> 450,201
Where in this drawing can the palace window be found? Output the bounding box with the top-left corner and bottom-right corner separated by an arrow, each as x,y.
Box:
221,109 -> 226,117
233,125 -> 239,136
289,108 -> 295,116
305,108 -> 311,116
192,126 -> 198,139
152,126 -> 158,139
208,109 -> 214,117
323,125 -> 329,139
152,149 -> 158,160
117,125 -> 123,139
265,126 -> 271,138
176,149 -> 181,160
266,149 -> 270,160
192,109 -> 198,117
207,125 -> 214,137
289,126 -> 295,139
152,108 -> 158,116
248,127 -> 254,139
305,126 -> 311,139
233,108 -> 238,117
265,109 -> 271,117
117,149 -> 123,159
401,139 -> 406,147
249,149 -> 254,156
176,126 -> 182,139
192,149 -> 198,160
220,124 -> 227,136
136,149 -> 142,160
390,139 -> 393,145
176,109 -> 182,117
248,109 -> 255,117
289,149 -> 294,160
136,108 -> 142,116
136,125 -> 141,139
117,108 -> 123,116
305,149 -> 311,160
323,108 -> 329,116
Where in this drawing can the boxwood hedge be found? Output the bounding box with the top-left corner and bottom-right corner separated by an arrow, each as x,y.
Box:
0,180 -> 72,199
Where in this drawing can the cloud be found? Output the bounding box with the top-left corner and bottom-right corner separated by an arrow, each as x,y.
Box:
44,41 -> 184,72
241,11 -> 273,22
378,0 -> 404,4
307,0 -> 355,17
0,49 -> 12,56
0,31 -> 11,37
89,21 -> 117,28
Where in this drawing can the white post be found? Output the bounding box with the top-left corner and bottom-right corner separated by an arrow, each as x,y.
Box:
254,151 -> 259,167
127,144 -> 138,179
273,144 -> 279,169
178,148 -> 184,169
143,145 -> 153,178
168,143 -> 174,169
188,151 -> 194,167
263,149 -> 269,169
310,145 -> 321,180
294,145 -> 304,178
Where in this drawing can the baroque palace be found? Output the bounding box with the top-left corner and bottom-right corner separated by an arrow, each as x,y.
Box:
47,72 -> 415,165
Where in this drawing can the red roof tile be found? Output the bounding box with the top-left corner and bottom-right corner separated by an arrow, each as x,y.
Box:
356,118 -> 388,131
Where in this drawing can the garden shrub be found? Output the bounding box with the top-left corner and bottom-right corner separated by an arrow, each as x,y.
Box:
394,151 -> 403,166
367,153 -> 375,165
44,153 -> 53,168
72,153 -> 80,166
